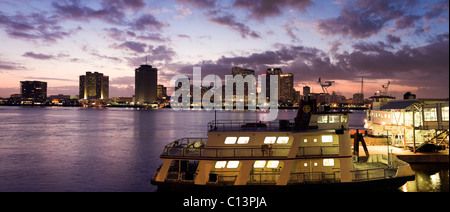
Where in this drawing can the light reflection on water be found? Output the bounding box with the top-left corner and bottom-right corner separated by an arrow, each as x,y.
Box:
0,107 -> 447,192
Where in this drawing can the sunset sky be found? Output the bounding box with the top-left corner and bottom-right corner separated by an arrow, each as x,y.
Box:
0,0 -> 448,99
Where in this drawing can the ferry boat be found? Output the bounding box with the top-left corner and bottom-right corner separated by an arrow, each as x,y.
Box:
151,101 -> 415,191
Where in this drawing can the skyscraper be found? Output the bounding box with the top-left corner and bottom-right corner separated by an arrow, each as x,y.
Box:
232,67 -> 255,77
135,65 -> 158,105
21,81 -> 47,103
265,68 -> 283,100
79,72 -> 109,100
280,73 -> 295,103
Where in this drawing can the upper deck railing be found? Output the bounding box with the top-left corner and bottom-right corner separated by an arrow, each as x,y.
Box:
161,138 -> 340,159
207,119 -> 296,132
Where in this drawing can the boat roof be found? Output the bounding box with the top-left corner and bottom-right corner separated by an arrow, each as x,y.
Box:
380,100 -> 417,110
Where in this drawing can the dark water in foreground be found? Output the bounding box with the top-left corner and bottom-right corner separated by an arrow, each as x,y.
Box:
0,107 -> 447,192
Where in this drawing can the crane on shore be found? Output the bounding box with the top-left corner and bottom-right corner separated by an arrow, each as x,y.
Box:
318,78 -> 335,94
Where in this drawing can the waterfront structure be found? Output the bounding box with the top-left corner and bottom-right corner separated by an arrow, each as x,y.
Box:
365,98 -> 449,152
79,72 -> 109,100
20,81 -> 47,103
152,101 -> 415,191
135,65 -> 158,105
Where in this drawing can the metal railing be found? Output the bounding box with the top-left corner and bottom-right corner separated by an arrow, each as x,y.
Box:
161,138 -> 341,159
162,146 -> 291,158
248,173 -> 281,184
297,146 -> 339,157
208,120 -> 290,132
351,168 -> 388,181
289,172 -> 340,184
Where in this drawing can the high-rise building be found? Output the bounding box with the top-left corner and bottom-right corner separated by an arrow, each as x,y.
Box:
232,67 -> 255,77
303,86 -> 311,99
265,68 -> 283,100
79,72 -> 109,100
157,85 -> 167,99
280,73 -> 295,103
231,67 -> 256,106
135,65 -> 158,105
353,93 -> 364,105
21,81 -> 47,103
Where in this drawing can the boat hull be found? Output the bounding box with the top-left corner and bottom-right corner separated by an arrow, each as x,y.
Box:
151,175 -> 415,192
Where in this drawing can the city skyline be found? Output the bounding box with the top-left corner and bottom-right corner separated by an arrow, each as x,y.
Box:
0,0 -> 448,99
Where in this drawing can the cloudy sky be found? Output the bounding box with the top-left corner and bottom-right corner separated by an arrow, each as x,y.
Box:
0,0 -> 448,99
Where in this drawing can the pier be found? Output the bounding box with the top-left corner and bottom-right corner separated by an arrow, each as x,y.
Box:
357,146 -> 449,163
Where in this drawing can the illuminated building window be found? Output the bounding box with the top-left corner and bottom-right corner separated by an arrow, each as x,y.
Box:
314,163 -> 318,167
322,135 -> 333,143
317,115 -> 328,123
424,108 -> 438,121
266,161 -> 279,168
215,161 -> 227,169
323,159 -> 335,167
442,107 -> 449,121
225,137 -> 237,144
304,139 -> 308,143
237,137 -> 250,144
277,137 -> 289,144
304,163 -> 308,167
329,115 -> 340,123
313,138 -> 317,142
254,161 -> 266,168
227,161 -> 240,168
264,137 -> 277,144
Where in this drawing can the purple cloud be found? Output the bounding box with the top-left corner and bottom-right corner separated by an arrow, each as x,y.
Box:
233,0 -> 312,20
316,0 -> 416,39
22,52 -> 55,60
117,41 -> 147,53
0,12 -> 73,42
207,10 -> 261,39
131,14 -> 167,31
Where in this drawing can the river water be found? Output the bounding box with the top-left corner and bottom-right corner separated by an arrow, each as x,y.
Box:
0,106 -> 447,192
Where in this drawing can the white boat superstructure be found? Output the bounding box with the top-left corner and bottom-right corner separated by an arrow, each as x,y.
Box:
152,102 -> 415,191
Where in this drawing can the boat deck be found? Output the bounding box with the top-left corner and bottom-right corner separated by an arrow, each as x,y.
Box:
357,146 -> 449,163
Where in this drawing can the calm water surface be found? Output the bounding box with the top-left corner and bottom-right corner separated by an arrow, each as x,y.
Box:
0,107 -> 447,192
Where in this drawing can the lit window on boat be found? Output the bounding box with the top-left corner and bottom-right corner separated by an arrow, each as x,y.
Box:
276,137 -> 289,144
215,161 -> 227,169
317,115 -> 328,123
227,161 -> 240,168
224,137 -> 237,144
237,137 -> 250,144
340,115 -> 348,123
266,161 -> 279,168
264,137 -> 277,144
322,135 -> 333,143
254,161 -> 266,168
329,115 -> 340,123
323,159 -> 335,167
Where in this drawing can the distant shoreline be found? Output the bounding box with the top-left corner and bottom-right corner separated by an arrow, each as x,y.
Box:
0,104 -> 369,111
